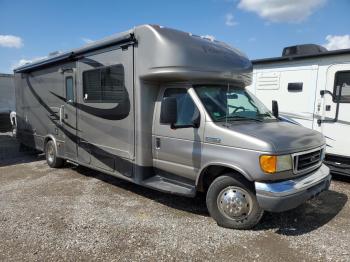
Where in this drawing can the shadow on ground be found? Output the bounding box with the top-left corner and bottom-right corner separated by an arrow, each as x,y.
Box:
0,132 -> 44,167
255,189 -> 347,236
72,164 -> 348,235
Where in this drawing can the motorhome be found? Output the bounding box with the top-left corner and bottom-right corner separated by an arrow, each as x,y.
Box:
250,44 -> 350,176
14,25 -> 331,229
0,73 -> 15,132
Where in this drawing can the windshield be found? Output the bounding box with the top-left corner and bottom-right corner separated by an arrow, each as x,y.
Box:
195,84 -> 275,122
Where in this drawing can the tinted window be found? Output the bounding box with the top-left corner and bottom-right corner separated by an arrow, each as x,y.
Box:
83,65 -> 125,102
288,82 -> 303,92
334,71 -> 350,103
65,77 -> 74,103
163,88 -> 199,126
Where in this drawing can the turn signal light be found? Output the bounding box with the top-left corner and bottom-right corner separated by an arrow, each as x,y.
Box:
260,155 -> 277,174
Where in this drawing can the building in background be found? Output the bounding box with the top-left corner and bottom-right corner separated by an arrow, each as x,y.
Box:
0,73 -> 15,132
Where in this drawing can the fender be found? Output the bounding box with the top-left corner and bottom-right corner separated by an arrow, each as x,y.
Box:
196,161 -> 253,187
44,134 -> 63,157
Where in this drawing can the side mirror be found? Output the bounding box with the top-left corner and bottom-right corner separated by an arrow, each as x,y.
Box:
272,100 -> 279,118
160,97 -> 177,125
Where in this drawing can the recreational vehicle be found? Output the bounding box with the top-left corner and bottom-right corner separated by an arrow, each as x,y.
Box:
14,25 -> 331,229
250,44 -> 350,176
0,73 -> 15,132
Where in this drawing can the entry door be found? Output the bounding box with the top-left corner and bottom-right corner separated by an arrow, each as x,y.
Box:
320,64 -> 350,158
63,70 -> 78,160
153,86 -> 205,181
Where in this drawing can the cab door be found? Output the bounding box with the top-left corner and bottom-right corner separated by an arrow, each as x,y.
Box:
63,70 -> 78,160
319,64 -> 350,158
153,85 -> 205,181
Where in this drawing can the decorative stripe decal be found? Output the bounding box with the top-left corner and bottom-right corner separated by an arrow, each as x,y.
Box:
50,91 -> 130,121
26,75 -> 132,174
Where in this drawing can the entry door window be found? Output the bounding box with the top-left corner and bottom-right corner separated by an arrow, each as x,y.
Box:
163,88 -> 199,126
334,71 -> 350,103
66,76 -> 74,103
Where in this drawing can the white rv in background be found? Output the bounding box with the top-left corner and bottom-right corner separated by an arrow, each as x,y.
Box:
249,44 -> 350,176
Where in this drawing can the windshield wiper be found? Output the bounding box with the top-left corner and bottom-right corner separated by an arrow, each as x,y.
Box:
257,113 -> 274,118
215,115 -> 263,122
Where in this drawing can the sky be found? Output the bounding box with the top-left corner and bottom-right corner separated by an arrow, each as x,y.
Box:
0,0 -> 350,73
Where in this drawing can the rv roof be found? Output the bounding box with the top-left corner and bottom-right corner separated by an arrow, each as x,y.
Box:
13,27 -> 135,73
13,25 -> 252,85
252,48 -> 350,65
14,24 -> 249,74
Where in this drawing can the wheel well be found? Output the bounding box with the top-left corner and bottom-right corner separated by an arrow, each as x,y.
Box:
44,137 -> 51,147
43,136 -> 55,151
197,165 -> 253,193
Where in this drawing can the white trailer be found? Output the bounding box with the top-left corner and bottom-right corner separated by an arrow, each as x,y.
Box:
249,44 -> 350,176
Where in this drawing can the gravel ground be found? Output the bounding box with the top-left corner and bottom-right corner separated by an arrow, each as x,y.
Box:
0,133 -> 349,261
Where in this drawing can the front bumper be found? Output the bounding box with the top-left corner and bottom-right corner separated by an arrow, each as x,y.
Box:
255,164 -> 331,212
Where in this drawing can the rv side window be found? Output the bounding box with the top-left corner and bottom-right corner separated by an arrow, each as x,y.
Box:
65,77 -> 74,103
162,88 -> 199,126
334,71 -> 350,103
83,65 -> 125,103
288,82 -> 303,92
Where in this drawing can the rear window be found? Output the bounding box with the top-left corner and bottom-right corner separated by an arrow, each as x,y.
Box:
83,65 -> 125,103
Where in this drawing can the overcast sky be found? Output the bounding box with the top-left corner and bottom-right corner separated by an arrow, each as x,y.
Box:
0,0 -> 349,73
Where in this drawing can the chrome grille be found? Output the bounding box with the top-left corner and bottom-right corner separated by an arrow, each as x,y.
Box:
293,148 -> 323,174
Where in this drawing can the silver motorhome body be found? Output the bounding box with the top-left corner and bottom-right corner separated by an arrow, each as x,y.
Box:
14,25 -> 331,229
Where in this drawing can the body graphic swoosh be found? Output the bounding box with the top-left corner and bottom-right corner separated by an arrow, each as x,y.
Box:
50,91 -> 130,121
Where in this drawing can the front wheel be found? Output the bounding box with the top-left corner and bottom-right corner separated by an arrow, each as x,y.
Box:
206,175 -> 264,230
45,140 -> 64,168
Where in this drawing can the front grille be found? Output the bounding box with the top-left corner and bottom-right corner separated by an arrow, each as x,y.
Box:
294,148 -> 323,173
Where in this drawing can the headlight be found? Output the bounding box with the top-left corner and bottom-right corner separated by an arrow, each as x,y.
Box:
259,154 -> 293,174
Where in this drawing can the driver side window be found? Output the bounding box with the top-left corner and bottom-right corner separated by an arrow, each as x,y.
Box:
163,88 -> 199,126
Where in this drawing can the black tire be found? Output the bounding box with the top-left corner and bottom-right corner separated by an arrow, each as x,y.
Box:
45,140 -> 64,168
206,175 -> 264,230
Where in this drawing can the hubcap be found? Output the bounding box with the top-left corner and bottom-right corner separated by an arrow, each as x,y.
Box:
217,186 -> 253,220
47,144 -> 54,163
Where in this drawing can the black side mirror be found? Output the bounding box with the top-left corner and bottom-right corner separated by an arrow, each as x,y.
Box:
272,100 -> 279,118
160,97 -> 177,125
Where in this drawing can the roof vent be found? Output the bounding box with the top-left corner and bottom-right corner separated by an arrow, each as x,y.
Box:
282,44 -> 328,57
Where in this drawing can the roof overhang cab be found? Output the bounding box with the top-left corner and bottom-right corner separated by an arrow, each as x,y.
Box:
135,25 -> 252,86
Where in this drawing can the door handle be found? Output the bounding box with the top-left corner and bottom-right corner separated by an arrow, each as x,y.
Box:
59,105 -> 64,125
155,137 -> 161,149
318,86 -> 342,125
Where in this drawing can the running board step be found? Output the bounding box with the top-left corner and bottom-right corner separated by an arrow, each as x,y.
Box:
141,175 -> 196,197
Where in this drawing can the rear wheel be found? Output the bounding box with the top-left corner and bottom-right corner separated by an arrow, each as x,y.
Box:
45,140 -> 64,168
206,175 -> 264,229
